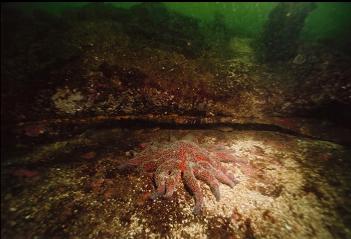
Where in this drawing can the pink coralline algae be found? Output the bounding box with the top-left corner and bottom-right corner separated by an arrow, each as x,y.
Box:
119,137 -> 240,214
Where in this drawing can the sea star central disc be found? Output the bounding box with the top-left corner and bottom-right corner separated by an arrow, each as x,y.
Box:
119,136 -> 240,214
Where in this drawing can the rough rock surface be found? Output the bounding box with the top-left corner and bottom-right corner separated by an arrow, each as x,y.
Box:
2,3 -> 350,127
2,128 -> 351,238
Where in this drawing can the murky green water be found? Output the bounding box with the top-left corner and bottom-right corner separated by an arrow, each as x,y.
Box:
4,2 -> 351,52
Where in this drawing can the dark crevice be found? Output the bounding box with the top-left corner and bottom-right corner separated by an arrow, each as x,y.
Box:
79,119 -> 349,146
5,118 -> 350,147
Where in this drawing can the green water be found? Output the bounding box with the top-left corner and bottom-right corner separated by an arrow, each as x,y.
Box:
4,2 -> 351,50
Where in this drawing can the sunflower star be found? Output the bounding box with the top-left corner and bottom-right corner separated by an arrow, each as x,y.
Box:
119,136 -> 240,214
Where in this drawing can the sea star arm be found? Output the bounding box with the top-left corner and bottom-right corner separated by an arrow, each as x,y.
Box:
212,151 -> 238,163
152,171 -> 166,199
193,166 -> 221,201
152,159 -> 180,199
198,161 -> 236,188
211,149 -> 248,167
164,169 -> 181,198
211,168 -> 236,188
207,154 -> 240,185
183,164 -> 204,214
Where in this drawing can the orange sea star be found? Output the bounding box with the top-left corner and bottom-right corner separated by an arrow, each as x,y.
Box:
119,136 -> 240,214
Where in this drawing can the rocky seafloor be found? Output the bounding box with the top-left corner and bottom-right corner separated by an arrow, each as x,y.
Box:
2,3 -> 351,238
2,127 -> 350,239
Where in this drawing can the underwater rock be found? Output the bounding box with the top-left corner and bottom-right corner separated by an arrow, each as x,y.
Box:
2,2 -> 351,137
11,168 -> 39,178
81,151 -> 96,160
258,2 -> 317,62
51,87 -> 86,114
126,3 -> 206,58
23,124 -> 47,137
2,128 -> 351,238
292,54 -> 306,65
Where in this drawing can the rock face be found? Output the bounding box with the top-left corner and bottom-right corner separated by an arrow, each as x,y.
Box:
1,3 -> 351,136
257,2 -> 317,62
2,129 -> 351,238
